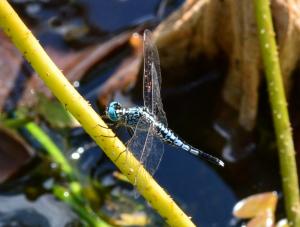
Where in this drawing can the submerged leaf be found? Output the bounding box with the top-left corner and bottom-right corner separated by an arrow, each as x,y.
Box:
233,191 -> 278,218
36,94 -> 79,128
0,126 -> 34,183
246,211 -> 274,227
113,212 -> 149,226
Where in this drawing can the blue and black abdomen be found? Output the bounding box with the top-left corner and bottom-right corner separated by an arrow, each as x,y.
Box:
119,107 -> 224,166
154,123 -> 185,147
123,108 -> 190,150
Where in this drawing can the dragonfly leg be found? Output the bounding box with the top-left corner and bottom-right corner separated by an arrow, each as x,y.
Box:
114,140 -> 130,163
95,134 -> 117,138
93,122 -> 116,129
100,114 -> 109,120
93,123 -> 120,138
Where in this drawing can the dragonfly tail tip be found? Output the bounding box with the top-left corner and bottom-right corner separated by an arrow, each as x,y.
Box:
192,148 -> 224,167
218,160 -> 225,167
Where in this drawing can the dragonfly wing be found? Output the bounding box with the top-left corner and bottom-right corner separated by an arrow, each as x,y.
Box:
143,30 -> 168,126
126,117 -> 152,170
126,119 -> 163,178
140,129 -> 164,176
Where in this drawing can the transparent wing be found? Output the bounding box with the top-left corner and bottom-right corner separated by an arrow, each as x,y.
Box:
143,30 -> 168,126
126,118 -> 164,178
140,132 -> 164,176
127,118 -> 151,163
124,30 -> 167,182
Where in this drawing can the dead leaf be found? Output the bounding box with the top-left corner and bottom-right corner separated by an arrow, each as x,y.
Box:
98,33 -> 143,106
153,0 -> 300,131
0,126 -> 34,183
19,31 -> 132,107
36,94 -> 79,128
0,32 -> 24,111
113,212 -> 150,226
233,191 -> 278,218
246,211 -> 274,227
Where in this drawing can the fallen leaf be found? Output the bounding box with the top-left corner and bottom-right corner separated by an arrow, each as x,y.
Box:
0,32 -> 24,112
247,211 -> 274,227
153,0 -> 300,131
113,212 -> 150,226
36,94 -> 80,128
98,33 -> 143,106
0,126 -> 34,183
19,31 -> 132,107
233,191 -> 278,218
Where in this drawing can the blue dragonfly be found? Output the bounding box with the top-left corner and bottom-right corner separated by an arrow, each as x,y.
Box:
105,30 -> 224,177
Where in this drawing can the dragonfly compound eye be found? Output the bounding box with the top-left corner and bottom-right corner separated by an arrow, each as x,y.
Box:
107,101 -> 121,121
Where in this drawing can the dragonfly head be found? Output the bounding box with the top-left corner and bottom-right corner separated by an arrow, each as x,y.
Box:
106,101 -> 122,122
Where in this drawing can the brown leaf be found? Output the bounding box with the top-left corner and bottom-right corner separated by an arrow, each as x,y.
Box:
19,31 -> 132,107
153,0 -> 300,131
247,211 -> 274,227
113,212 -> 150,226
0,32 -> 24,111
98,33 -> 143,106
0,126 -> 34,183
233,191 -> 278,218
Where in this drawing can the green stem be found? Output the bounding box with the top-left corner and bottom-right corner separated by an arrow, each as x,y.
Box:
53,185 -> 110,227
254,0 -> 300,226
24,122 -> 111,226
2,117 -> 32,128
24,122 -> 75,179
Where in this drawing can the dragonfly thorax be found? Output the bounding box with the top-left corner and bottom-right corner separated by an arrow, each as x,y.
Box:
122,107 -> 142,126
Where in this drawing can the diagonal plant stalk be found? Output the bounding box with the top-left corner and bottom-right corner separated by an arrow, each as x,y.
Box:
53,185 -> 109,227
24,122 -> 75,178
253,0 -> 300,226
0,1 -> 196,226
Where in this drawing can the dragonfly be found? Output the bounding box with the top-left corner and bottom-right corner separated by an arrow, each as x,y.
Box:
105,30 -> 224,177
